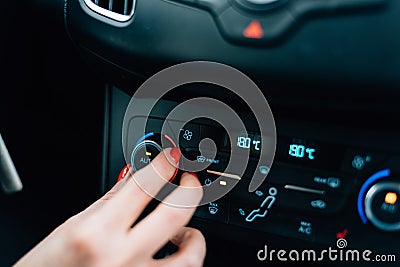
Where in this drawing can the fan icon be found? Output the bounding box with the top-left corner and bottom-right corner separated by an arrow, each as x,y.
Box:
182,130 -> 193,141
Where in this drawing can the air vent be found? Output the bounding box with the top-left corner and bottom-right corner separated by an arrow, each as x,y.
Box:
82,0 -> 136,22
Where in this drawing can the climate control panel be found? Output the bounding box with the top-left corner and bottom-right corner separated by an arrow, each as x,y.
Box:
120,113 -> 400,252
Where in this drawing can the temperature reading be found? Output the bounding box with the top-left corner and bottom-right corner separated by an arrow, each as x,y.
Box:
237,136 -> 251,149
253,140 -> 261,151
236,134 -> 262,153
289,144 -> 316,160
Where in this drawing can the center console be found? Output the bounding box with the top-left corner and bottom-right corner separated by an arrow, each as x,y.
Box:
103,87 -> 400,262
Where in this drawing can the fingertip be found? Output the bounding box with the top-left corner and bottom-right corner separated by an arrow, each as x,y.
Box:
117,164 -> 132,182
148,148 -> 179,182
170,147 -> 181,164
162,147 -> 180,168
180,172 -> 201,188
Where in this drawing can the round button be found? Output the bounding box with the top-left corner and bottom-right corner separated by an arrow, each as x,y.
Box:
365,182 -> 400,231
131,140 -> 162,171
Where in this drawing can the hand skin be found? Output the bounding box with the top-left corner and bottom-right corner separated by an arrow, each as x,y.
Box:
14,148 -> 206,267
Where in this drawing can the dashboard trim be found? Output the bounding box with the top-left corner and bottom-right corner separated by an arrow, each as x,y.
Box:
79,0 -> 136,26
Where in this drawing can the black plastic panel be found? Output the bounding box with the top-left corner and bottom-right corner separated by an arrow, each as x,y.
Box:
66,0 -> 400,94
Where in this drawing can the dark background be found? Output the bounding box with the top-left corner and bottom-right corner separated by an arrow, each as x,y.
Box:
0,1 -> 104,265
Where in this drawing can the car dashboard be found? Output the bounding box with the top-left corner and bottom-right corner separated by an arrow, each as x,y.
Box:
1,0 -> 400,266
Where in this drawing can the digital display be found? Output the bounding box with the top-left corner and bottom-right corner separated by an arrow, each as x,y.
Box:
237,136 -> 261,151
235,134 -> 263,157
130,117 -> 346,171
277,136 -> 345,170
289,144 -> 316,160
237,136 -> 251,149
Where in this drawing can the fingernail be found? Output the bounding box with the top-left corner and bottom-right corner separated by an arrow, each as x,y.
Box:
117,164 -> 131,182
188,172 -> 198,179
170,148 -> 181,164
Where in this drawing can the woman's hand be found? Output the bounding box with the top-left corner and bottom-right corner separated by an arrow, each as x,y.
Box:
14,148 -> 206,267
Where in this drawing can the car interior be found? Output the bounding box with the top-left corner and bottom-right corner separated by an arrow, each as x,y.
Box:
1,0 -> 400,266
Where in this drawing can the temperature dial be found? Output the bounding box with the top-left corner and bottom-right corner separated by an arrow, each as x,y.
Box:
365,181 -> 400,232
131,140 -> 162,171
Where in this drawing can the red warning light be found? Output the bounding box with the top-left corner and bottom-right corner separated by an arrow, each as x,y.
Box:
243,20 -> 264,39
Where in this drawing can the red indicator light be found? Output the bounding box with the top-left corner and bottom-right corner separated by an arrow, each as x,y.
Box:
336,228 -> 349,239
243,20 -> 264,39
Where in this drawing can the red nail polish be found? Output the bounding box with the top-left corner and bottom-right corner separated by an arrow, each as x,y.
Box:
117,164 -> 131,182
188,172 -> 198,179
170,148 -> 181,164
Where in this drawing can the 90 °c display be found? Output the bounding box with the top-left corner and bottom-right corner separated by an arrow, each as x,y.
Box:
289,144 -> 316,160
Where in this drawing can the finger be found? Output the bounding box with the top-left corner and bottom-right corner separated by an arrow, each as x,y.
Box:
154,227 -> 206,267
128,173 -> 202,257
97,148 -> 181,226
78,165 -> 133,216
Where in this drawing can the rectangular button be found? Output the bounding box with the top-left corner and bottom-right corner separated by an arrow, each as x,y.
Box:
276,189 -> 346,214
283,217 -> 317,242
194,199 -> 228,224
341,149 -> 387,176
183,149 -> 229,172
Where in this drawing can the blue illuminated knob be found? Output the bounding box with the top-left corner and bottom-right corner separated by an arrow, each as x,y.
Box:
131,140 -> 162,172
364,181 -> 400,232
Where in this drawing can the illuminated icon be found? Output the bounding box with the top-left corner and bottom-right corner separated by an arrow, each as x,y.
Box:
327,177 -> 341,189
385,192 -> 398,205
253,140 -> 261,151
145,151 -> 152,156
298,221 -> 312,236
182,130 -> 193,141
289,144 -> 315,160
259,166 -> 270,175
314,176 -> 341,189
140,157 -> 151,164
206,158 -> 219,164
246,187 -> 278,222
336,228 -> 349,239
219,180 -> 227,186
208,202 -> 219,215
352,155 -> 371,171
255,190 -> 264,197
243,20 -> 264,39
239,208 -> 245,216
204,178 -> 212,186
311,200 -> 326,209
197,155 -> 206,163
